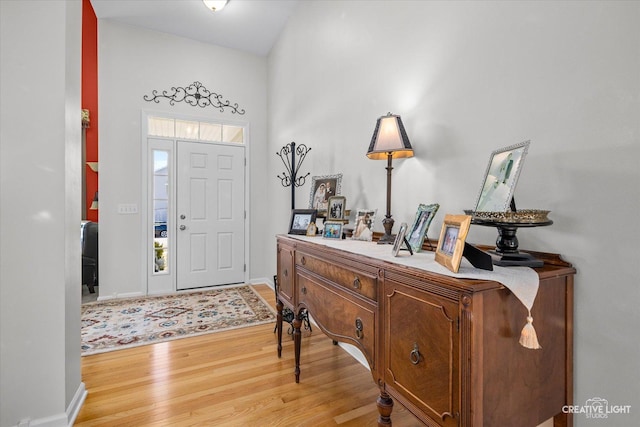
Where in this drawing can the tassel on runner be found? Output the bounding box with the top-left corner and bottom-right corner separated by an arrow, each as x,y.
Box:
519,310 -> 542,350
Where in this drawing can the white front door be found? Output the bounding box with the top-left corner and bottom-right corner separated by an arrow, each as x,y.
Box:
176,141 -> 245,290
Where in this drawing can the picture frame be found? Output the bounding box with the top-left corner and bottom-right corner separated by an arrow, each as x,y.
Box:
391,222 -> 409,257
288,209 -> 317,235
327,196 -> 346,220
474,140 -> 530,212
352,209 -> 376,241
306,222 -> 317,236
308,174 -> 342,214
406,203 -> 439,253
435,214 -> 472,273
323,221 -> 343,239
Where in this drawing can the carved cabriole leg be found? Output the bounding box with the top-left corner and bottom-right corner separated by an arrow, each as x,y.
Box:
276,299 -> 283,358
293,314 -> 302,383
377,390 -> 393,426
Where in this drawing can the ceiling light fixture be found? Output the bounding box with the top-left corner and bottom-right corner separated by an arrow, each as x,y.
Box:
202,0 -> 229,12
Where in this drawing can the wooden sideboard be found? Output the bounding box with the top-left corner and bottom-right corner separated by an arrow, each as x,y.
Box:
275,235 -> 575,427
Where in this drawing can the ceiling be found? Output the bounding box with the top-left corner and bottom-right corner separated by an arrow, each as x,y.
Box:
90,0 -> 299,56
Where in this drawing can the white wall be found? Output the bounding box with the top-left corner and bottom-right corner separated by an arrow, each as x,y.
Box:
0,1 -> 84,426
1,1 -> 636,425
97,21 -> 269,298
267,1 -> 640,425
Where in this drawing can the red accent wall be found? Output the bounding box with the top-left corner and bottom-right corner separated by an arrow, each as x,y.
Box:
82,0 -> 99,222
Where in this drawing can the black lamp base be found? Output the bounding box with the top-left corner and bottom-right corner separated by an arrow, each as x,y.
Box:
377,216 -> 395,245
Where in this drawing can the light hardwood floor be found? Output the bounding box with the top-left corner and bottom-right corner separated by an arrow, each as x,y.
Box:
75,284 -> 422,426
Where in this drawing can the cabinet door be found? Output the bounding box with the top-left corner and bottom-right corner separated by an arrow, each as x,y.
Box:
384,280 -> 459,427
276,243 -> 295,307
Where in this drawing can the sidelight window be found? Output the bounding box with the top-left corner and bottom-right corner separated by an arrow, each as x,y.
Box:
153,150 -> 170,274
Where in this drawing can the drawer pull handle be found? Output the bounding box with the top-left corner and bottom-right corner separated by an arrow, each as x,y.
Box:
301,256 -> 306,265
353,277 -> 361,289
355,318 -> 363,340
410,343 -> 421,365
283,269 -> 288,277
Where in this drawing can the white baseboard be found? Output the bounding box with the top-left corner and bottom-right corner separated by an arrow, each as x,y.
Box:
66,382 -> 87,426
97,291 -> 144,301
12,411 -> 66,427
96,281 -> 274,302
248,276 -> 274,289
9,382 -> 86,426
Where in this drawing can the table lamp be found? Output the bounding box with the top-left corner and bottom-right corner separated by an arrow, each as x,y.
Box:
366,113 -> 414,244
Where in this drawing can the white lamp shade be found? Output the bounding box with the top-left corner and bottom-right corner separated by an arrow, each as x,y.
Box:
367,114 -> 414,160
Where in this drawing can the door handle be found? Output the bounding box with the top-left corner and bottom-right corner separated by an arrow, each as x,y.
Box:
180,214 -> 186,219
179,225 -> 186,230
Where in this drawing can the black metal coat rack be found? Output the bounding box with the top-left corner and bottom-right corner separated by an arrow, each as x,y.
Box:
277,142 -> 311,210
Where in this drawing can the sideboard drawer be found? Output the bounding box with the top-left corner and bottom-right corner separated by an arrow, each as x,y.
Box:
298,271 -> 376,364
296,251 -> 378,301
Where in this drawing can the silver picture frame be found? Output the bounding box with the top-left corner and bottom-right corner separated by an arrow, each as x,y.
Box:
352,208 -> 377,241
308,174 -> 343,214
406,203 -> 439,253
474,140 -> 530,212
391,222 -> 409,257
323,221 -> 343,239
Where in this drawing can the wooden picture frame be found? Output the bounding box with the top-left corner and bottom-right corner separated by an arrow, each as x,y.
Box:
288,209 -> 317,235
323,221 -> 343,239
435,214 -> 472,273
308,174 -> 342,214
407,203 -> 439,253
327,196 -> 346,220
391,222 -> 409,257
474,140 -> 530,212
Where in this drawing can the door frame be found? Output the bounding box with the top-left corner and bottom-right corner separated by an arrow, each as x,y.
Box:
140,110 -> 251,295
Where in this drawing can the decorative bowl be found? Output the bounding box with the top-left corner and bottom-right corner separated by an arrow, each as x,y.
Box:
464,209 -> 551,224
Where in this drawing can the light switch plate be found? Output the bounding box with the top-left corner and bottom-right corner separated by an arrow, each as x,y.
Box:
118,204 -> 138,214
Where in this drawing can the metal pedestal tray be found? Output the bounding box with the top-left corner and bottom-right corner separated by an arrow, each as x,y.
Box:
465,210 -> 553,268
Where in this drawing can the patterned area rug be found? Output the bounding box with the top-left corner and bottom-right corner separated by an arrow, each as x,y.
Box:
81,285 -> 275,356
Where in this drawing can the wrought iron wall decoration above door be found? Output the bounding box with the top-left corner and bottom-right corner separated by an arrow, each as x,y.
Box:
143,81 -> 245,114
